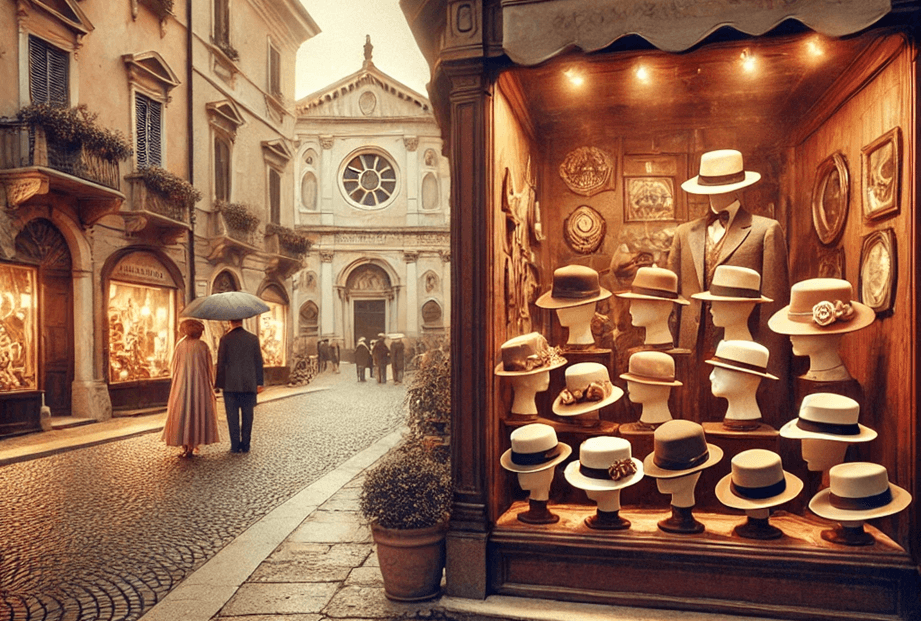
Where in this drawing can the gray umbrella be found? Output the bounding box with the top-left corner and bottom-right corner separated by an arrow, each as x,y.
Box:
180,291 -> 270,321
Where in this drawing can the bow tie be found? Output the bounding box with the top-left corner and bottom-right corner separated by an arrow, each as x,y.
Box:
706,210 -> 730,227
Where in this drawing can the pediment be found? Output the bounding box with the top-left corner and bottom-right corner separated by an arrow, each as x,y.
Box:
206,100 -> 246,135
296,64 -> 431,119
262,139 -> 294,167
27,0 -> 93,36
123,51 -> 181,97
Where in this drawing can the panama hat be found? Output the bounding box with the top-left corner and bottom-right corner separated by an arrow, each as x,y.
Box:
692,266 -> 772,303
552,362 -> 624,417
809,462 -> 911,522
564,437 -> 644,492
768,278 -> 874,335
500,423 -> 572,473
715,449 -> 803,511
706,340 -> 778,381
616,267 -> 689,305
619,350 -> 682,387
494,332 -> 567,376
536,265 -> 611,309
780,393 -> 877,443
643,420 -> 723,479
681,149 -> 761,195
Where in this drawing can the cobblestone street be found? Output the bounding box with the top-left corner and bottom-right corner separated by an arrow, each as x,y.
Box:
0,366 -> 406,621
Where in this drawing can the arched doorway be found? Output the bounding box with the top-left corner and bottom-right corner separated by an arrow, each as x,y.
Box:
346,263 -> 393,346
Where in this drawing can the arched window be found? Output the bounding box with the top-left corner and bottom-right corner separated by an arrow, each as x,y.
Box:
299,301 -> 319,335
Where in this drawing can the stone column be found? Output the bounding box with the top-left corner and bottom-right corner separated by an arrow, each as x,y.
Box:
404,136 -> 420,226
320,250 -> 335,337
71,268 -> 112,421
441,250 -> 452,330
403,251 -> 418,336
319,136 -> 334,226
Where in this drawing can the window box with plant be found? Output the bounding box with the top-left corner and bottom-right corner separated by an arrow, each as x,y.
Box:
215,200 -> 260,244
265,222 -> 311,258
126,166 -> 201,223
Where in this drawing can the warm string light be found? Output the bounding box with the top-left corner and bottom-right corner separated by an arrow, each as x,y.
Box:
740,48 -> 756,73
635,65 -> 649,82
563,67 -> 584,87
806,37 -> 824,58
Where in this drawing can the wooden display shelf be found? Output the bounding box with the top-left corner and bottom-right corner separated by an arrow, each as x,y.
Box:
490,503 -> 918,621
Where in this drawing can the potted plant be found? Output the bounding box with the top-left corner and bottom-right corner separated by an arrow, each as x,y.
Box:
359,443 -> 452,601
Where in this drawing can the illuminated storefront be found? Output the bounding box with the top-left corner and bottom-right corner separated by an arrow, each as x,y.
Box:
259,283 -> 289,384
0,264 -> 38,393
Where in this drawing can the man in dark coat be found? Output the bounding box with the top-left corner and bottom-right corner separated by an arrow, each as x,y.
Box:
390,337 -> 405,384
216,319 -> 264,453
371,334 -> 390,384
318,338 -> 330,373
354,337 -> 371,382
329,339 -> 341,373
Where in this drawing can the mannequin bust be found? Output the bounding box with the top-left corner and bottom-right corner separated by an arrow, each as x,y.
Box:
789,333 -> 850,382
706,340 -> 777,430
620,351 -> 682,430
507,371 -> 551,417
564,436 -> 642,530
627,381 -> 673,427
500,423 -> 571,524
692,265 -> 772,343
709,366 -> 762,424
616,266 -> 688,349
629,299 -> 675,347
556,303 -> 597,347
495,332 -> 566,420
656,472 -> 705,534
801,438 -> 848,473
517,467 -> 555,503
710,300 -> 757,341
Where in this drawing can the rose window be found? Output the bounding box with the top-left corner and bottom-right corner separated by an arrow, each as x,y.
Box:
342,153 -> 397,207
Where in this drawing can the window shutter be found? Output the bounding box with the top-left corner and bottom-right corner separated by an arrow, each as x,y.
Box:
135,94 -> 163,169
29,36 -> 68,106
214,137 -> 230,202
148,99 -> 162,167
215,0 -> 230,45
269,45 -> 281,96
135,95 -> 149,168
269,168 -> 280,224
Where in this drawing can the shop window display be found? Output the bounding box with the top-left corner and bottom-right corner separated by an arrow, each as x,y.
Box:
108,281 -> 174,382
259,301 -> 286,367
0,264 -> 37,392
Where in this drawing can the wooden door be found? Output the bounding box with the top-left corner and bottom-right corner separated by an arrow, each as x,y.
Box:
353,299 -> 385,344
41,270 -> 72,415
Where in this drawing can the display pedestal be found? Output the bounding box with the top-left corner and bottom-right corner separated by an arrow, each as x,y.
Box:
658,505 -> 705,534
821,523 -> 876,547
516,499 -> 559,525
734,515 -> 783,540
585,509 -> 631,530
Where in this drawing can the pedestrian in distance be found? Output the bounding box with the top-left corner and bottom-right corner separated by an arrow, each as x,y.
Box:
330,338 -> 341,374
368,339 -> 376,379
354,337 -> 371,382
391,337 -> 405,384
216,318 -> 264,453
372,334 -> 391,384
161,319 -> 221,458
318,338 -> 329,373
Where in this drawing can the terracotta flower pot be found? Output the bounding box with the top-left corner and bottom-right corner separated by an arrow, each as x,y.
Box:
371,520 -> 448,602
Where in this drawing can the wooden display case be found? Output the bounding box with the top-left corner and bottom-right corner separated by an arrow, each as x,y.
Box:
402,1 -> 920,618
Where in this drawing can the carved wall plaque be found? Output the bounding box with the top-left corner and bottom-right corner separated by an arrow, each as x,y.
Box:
559,147 -> 614,196
564,205 -> 606,254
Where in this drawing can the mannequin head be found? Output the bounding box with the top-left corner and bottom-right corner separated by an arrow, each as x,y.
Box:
709,365 -> 761,400
627,380 -> 672,425
508,370 -> 551,416
556,303 -> 596,346
585,488 -> 622,512
801,437 -> 849,472
706,340 -> 775,423
516,467 -> 555,501
629,298 -> 674,345
790,332 -> 843,357
656,471 -> 701,508
710,300 -> 756,341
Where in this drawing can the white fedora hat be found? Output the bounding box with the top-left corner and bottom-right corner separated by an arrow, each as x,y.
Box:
500,423 -> 572,473
715,449 -> 803,511
780,393 -> 877,443
681,149 -> 761,195
643,420 -> 723,479
552,362 -> 624,417
691,265 -> 772,303
809,462 -> 911,522
564,437 -> 644,492
536,265 -> 611,309
494,332 -> 567,377
706,340 -> 778,381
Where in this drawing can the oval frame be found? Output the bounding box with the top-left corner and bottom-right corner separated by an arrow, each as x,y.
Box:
811,152 -> 849,246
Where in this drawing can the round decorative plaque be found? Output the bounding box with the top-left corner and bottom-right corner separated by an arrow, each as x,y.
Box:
811,152 -> 849,246
564,205 -> 606,254
559,147 -> 615,196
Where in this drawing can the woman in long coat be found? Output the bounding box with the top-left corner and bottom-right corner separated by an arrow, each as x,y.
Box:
161,319 -> 221,457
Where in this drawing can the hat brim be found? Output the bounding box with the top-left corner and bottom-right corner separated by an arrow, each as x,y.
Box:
767,302 -> 875,335
500,442 -> 572,473
552,385 -> 624,416
494,356 -> 567,377
615,291 -> 690,306
620,372 -> 682,387
778,418 -> 878,443
715,471 -> 803,511
564,457 -> 644,492
691,291 -> 773,303
535,288 -> 612,309
643,443 -> 724,479
705,358 -> 779,381
809,484 -> 911,522
681,171 -> 761,195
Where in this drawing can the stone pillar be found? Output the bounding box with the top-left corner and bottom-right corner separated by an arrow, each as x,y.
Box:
441,250 -> 452,330
71,268 -> 112,421
320,136 -> 335,226
404,136 -> 420,226
404,251 -> 419,336
320,250 -> 335,336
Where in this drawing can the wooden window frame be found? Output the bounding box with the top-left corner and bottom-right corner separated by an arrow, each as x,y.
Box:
135,92 -> 163,169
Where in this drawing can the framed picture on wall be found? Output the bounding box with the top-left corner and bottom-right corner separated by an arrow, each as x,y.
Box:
861,127 -> 901,220
858,228 -> 896,314
811,152 -> 849,245
624,177 -> 675,222
818,247 -> 845,279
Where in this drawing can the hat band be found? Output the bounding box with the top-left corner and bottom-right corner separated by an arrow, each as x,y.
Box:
788,299 -> 855,326
627,370 -> 675,383
580,458 -> 637,482
631,285 -> 678,300
795,418 -> 860,436
708,284 -> 761,299
552,283 -> 600,300
511,446 -> 560,466
697,170 -> 746,187
731,478 -> 786,500
829,486 -> 892,511
654,448 -> 709,471
710,355 -> 768,375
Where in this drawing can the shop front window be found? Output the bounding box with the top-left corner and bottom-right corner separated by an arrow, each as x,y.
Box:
108,281 -> 174,382
0,264 -> 37,392
260,301 -> 287,367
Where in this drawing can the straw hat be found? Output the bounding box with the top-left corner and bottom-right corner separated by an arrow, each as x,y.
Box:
768,278 -> 874,335
643,420 -> 723,479
715,449 -> 803,511
691,265 -> 772,303
619,351 -> 682,387
616,267 -> 689,305
706,340 -> 778,380
681,149 -> 761,195
564,437 -> 644,492
500,423 -> 572,473
779,393 -> 877,443
536,265 -> 612,309
494,332 -> 567,377
552,362 -> 624,417
809,462 -> 911,521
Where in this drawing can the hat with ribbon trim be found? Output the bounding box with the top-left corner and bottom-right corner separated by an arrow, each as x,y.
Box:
495,332 -> 567,377
780,393 -> 877,443
768,278 -> 874,335
715,449 -> 803,511
619,350 -> 682,387
536,265 -> 612,310
552,362 -> 624,417
692,265 -> 772,303
564,437 -> 644,492
500,423 -> 572,473
643,419 -> 723,479
706,340 -> 778,380
809,462 -> 911,521
681,149 -> 761,195
616,266 -> 689,306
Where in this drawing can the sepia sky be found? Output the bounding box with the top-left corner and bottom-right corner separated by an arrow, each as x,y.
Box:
295,0 -> 432,101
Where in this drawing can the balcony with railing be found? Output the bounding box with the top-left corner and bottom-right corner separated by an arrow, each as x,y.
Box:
0,121 -> 124,221
263,224 -> 310,278
206,202 -> 260,264
122,173 -> 192,245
